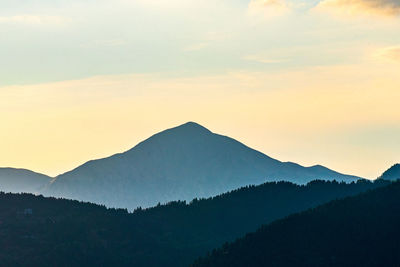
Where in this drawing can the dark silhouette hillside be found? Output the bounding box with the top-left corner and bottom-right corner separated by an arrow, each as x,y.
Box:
0,179 -> 388,266
379,163 -> 400,181
45,122 -> 361,209
193,181 -> 400,267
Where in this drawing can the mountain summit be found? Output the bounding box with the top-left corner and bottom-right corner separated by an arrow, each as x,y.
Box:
45,122 -> 361,209
167,121 -> 211,134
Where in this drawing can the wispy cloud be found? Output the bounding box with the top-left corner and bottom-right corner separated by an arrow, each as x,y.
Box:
81,39 -> 128,48
184,43 -> 209,52
0,15 -> 67,25
248,0 -> 290,18
315,0 -> 400,17
375,46 -> 400,62
250,0 -> 284,7
183,31 -> 231,52
243,54 -> 288,63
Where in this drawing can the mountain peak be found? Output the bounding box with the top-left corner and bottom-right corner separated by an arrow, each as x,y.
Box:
165,121 -> 212,135
130,122 -> 212,150
47,122 -> 361,209
380,164 -> 400,181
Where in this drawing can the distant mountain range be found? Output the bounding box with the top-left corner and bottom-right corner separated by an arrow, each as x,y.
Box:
0,168 -> 52,194
1,122 -> 361,208
43,122 -> 361,209
193,181 -> 400,267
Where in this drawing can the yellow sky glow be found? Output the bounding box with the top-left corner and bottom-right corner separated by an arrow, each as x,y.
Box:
2,58 -> 399,179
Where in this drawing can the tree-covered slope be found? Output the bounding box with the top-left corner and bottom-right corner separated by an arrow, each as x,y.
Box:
0,179 -> 387,266
379,163 -> 400,181
193,181 -> 400,267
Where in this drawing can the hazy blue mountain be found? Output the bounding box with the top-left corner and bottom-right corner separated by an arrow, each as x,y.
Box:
379,163 -> 400,181
45,122 -> 361,209
0,168 -> 52,194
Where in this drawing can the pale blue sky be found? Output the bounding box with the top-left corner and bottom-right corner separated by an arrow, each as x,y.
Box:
1,0 -> 399,86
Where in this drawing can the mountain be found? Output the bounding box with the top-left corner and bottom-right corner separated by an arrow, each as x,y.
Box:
0,168 -> 52,194
45,122 -> 361,209
379,163 -> 400,181
193,181 -> 400,267
0,179 -> 388,266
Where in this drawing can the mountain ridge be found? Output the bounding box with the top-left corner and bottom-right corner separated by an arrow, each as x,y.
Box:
44,122 -> 362,209
0,167 -> 52,194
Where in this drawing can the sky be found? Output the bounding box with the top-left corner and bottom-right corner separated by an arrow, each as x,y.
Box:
1,0 -> 399,179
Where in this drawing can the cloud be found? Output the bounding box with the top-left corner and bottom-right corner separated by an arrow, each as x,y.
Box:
0,15 -> 66,25
250,0 -> 284,7
183,31 -> 231,52
248,0 -> 289,17
184,43 -> 209,52
81,39 -> 128,48
375,46 -> 400,62
316,0 -> 400,16
243,54 -> 288,63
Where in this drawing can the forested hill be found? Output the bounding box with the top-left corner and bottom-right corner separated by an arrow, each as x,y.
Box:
0,179 -> 389,266
379,163 -> 400,181
193,181 -> 400,267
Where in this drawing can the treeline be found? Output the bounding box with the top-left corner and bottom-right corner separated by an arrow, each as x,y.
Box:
0,179 -> 390,266
193,181 -> 400,267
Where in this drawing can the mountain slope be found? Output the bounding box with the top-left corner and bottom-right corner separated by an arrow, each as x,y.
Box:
193,181 -> 400,267
379,163 -> 400,181
45,122 -> 361,209
0,179 -> 388,266
0,168 -> 52,194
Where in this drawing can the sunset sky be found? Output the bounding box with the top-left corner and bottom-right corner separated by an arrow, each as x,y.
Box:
1,0 -> 399,179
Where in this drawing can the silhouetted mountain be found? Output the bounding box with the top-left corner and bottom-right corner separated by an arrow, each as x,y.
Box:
379,163 -> 400,181
0,179 -> 388,266
193,181 -> 400,267
45,122 -> 361,209
0,168 -> 52,194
